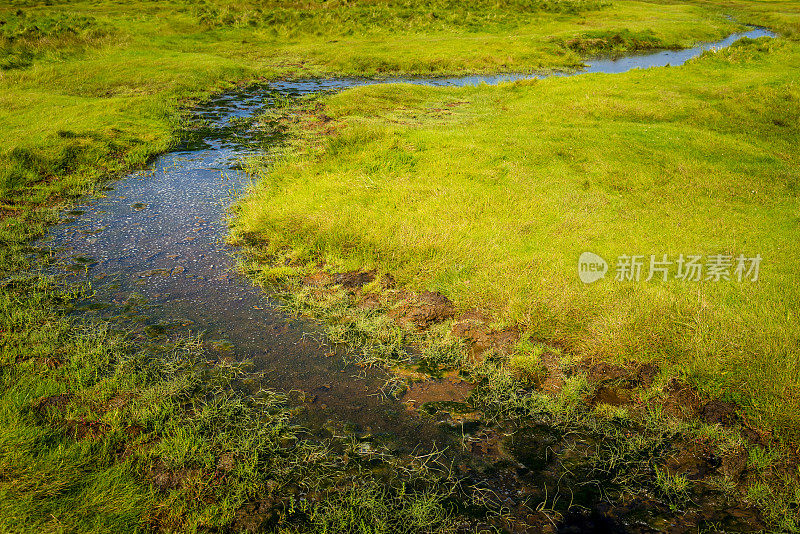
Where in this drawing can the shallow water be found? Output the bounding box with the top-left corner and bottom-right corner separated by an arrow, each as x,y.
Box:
37,27 -> 776,531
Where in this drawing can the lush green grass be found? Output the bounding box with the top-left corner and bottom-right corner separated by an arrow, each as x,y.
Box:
0,276 -> 466,532
233,6 -> 800,443
2,0 -> 796,531
0,0 -> 741,235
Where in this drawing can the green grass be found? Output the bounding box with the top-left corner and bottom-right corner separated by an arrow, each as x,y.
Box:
0,276 -> 467,532
233,6 -> 800,443
0,0 -> 741,223
3,0 -> 798,531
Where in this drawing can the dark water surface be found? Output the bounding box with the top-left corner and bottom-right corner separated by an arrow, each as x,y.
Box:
37,27 -> 776,531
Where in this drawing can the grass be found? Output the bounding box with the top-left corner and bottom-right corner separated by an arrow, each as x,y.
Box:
239,259 -> 800,528
0,0 -> 741,260
234,16 -> 800,442
3,0 -> 798,531
230,1 -> 800,525
0,275 -> 469,531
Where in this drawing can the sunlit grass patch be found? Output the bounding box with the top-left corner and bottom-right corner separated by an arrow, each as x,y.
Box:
235,35 -> 800,441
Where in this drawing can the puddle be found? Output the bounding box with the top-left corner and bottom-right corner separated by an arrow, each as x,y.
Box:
37,26 -> 776,532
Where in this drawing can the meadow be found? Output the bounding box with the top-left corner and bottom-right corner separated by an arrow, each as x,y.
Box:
235,30 -> 800,439
2,0 -> 799,531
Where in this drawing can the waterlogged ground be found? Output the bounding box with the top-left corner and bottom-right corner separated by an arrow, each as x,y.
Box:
36,28 -> 776,532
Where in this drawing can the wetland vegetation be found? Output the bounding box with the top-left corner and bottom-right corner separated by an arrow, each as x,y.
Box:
2,0 -> 799,532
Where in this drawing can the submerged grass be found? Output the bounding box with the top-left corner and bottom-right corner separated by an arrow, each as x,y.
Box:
0,274 -> 470,531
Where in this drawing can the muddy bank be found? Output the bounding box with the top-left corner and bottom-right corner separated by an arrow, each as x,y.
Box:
231,250 -> 788,532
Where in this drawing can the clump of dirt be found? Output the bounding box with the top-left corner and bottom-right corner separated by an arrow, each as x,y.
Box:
592,385 -> 633,406
584,360 -> 659,388
540,349 -> 565,395
105,392 -> 134,411
356,292 -> 383,310
401,375 -> 474,410
38,356 -> 64,368
64,417 -> 110,440
149,462 -> 203,491
389,290 -> 456,330
504,424 -> 562,471
583,361 -> 660,407
664,439 -> 721,480
660,378 -> 703,419
636,363 -> 659,388
332,269 -> 376,289
721,447 -> 749,482
584,361 -> 633,384
217,452 -> 236,472
699,399 -> 739,426
232,497 -> 282,533
450,309 -> 519,363
380,273 -> 396,289
301,272 -> 332,286
33,392 -> 72,412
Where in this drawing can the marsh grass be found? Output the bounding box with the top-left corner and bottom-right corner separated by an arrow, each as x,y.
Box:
0,273 -> 474,532
235,230 -> 800,529
0,0 -> 741,235
193,0 -> 608,32
3,0 -> 799,530
235,30 -> 800,442
0,9 -> 112,70
292,479 -> 457,534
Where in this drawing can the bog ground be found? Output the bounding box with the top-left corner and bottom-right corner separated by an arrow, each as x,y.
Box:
2,0 -> 799,532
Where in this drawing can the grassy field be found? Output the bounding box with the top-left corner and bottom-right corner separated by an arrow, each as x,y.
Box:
0,0 -> 743,263
0,277 -> 463,532
3,0 -> 799,531
233,5 -> 800,438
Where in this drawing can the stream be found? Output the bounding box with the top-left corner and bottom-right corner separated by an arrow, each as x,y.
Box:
37,27 -> 775,533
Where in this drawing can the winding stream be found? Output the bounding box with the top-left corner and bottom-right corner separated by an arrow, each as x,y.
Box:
37,27 -> 775,532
